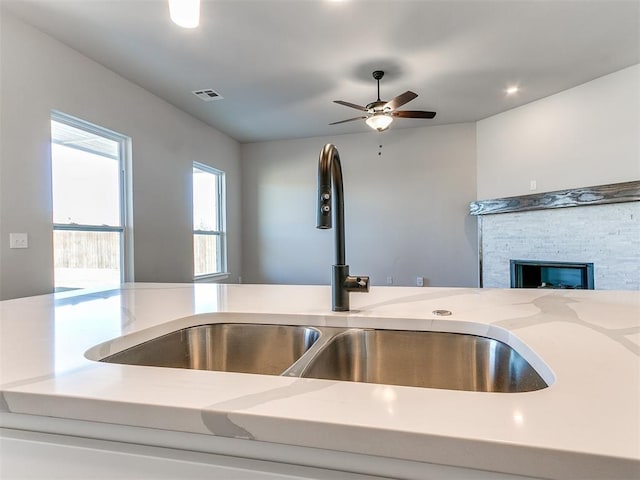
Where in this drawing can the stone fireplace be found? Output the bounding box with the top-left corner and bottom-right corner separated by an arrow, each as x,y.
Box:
470,181 -> 640,290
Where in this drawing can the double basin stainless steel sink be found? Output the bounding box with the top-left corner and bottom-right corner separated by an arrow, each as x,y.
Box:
100,323 -> 549,393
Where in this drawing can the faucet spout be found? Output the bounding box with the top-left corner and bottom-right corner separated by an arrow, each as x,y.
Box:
317,144 -> 345,264
316,144 -> 369,311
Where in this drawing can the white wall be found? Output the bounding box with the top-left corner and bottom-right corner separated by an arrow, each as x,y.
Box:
0,12 -> 241,300
241,124 -> 478,288
477,65 -> 640,199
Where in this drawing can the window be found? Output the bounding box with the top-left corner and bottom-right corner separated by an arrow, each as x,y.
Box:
51,112 -> 130,291
193,163 -> 226,278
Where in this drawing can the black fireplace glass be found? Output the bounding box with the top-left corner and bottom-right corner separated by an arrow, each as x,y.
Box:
510,260 -> 594,289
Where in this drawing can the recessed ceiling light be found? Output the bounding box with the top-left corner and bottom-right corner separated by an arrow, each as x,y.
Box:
506,86 -> 519,95
169,0 -> 200,28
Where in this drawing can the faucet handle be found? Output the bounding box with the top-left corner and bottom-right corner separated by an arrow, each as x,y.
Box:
344,275 -> 370,292
317,191 -> 332,229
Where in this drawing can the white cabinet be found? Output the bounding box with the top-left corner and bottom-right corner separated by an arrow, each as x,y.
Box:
1,429 -> 376,480
1,427 -> 539,480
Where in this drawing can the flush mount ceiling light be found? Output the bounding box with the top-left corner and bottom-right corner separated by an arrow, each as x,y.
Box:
169,0 -> 200,28
330,70 -> 436,132
506,86 -> 519,95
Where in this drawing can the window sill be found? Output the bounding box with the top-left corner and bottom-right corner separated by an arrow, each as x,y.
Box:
193,272 -> 230,283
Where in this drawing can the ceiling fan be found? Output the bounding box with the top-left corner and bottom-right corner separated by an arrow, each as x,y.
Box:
330,70 -> 436,132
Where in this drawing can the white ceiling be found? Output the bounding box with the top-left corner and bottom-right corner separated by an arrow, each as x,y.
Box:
2,0 -> 639,143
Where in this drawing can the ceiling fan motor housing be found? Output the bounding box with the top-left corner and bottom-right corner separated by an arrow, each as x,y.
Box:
366,100 -> 389,113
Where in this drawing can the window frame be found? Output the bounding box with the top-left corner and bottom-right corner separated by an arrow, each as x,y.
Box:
192,162 -> 227,280
50,111 -> 132,288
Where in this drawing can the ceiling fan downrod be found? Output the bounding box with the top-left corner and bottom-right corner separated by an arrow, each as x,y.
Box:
372,70 -> 384,101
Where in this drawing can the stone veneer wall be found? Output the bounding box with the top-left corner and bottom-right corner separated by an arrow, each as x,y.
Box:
481,202 -> 640,290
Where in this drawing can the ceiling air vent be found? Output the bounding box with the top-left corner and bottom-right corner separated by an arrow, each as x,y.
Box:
192,89 -> 223,101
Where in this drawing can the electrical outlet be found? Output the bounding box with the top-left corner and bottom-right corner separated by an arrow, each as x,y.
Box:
417,276 -> 424,287
9,233 -> 28,249
529,180 -> 537,191
386,276 -> 393,285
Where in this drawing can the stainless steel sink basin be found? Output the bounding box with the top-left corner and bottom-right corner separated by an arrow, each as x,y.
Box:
101,323 -> 320,375
299,329 -> 548,393
97,321 -> 549,392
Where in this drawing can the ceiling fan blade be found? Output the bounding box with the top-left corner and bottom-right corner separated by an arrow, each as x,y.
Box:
329,116 -> 367,125
334,100 -> 368,112
391,110 -> 437,119
384,91 -> 418,111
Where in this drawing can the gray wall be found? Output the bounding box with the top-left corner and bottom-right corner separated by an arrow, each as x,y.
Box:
477,65 -> 640,199
3,9 -> 637,300
241,124 -> 478,288
0,12 -> 242,300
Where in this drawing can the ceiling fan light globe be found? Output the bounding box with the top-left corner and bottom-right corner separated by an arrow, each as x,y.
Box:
366,113 -> 393,131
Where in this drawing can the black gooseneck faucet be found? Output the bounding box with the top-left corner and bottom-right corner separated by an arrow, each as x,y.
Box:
316,144 -> 370,311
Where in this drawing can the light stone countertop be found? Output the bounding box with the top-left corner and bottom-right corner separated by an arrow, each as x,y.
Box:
1,283 -> 638,479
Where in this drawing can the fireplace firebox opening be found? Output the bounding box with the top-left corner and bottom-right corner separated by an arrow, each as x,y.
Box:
510,260 -> 594,289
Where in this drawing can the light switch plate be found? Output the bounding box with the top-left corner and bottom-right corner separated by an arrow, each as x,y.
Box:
9,233 -> 28,249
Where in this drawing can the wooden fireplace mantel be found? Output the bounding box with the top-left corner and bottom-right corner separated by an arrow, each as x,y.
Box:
470,180 -> 640,216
